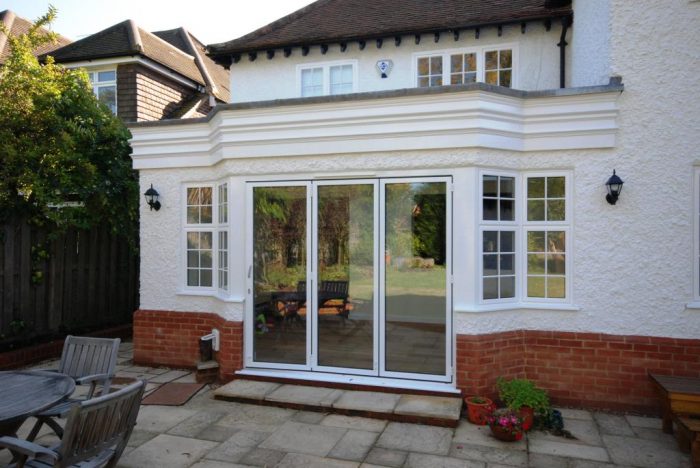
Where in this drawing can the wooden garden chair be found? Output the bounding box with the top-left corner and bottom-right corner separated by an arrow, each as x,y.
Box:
0,379 -> 145,468
27,336 -> 121,441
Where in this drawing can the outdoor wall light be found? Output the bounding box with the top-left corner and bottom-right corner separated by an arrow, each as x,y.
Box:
144,184 -> 161,211
605,170 -> 624,205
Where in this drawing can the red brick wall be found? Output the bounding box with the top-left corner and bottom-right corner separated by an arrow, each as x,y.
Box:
133,310 -> 242,379
456,330 -> 700,414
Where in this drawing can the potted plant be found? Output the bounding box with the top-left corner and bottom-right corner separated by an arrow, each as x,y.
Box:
464,396 -> 495,425
487,408 -> 524,441
496,377 -> 551,431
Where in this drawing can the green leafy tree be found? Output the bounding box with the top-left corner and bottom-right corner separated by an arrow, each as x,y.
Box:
0,7 -> 138,245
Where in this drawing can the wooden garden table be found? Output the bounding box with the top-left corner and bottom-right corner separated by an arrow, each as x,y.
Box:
649,373 -> 700,433
0,370 -> 75,437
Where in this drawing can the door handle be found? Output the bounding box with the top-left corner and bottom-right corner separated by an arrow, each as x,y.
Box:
247,265 -> 252,278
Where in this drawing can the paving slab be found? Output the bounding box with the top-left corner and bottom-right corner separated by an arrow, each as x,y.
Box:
240,447 -> 287,466
364,447 -> 408,467
528,437 -> 610,463
625,415 -> 661,429
166,410 -> 226,437
214,380 -> 280,401
375,422 -> 453,455
393,394 -> 462,420
125,429 -> 159,448
149,369 -> 191,383
593,412 -> 635,437
266,384 -> 343,407
602,434 -> 692,468
118,434 -> 217,468
134,406 -> 198,433
276,453 -> 359,468
328,429 -> 378,461
259,421 -> 348,457
404,452 -> 485,468
557,408 -> 594,421
194,424 -> 239,442
449,442 -> 527,467
216,402 -> 296,432
529,419 -> 603,447
333,391 -> 401,413
628,426 -> 678,449
452,421 -> 527,451
293,410 -> 328,424
189,461 -> 253,468
527,452 -> 571,468
321,414 -> 388,432
205,430 -> 271,463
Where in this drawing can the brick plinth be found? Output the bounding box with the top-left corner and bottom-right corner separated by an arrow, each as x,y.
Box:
133,310 -> 242,380
456,330 -> 700,414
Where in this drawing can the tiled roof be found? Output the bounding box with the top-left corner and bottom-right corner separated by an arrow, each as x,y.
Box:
208,0 -> 572,58
0,10 -> 71,64
46,20 -> 229,102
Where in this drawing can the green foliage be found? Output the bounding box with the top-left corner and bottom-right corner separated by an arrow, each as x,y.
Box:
0,7 -> 138,246
496,377 -> 551,415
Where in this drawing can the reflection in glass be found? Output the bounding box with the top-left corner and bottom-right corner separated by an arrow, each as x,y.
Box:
384,182 -> 446,375
317,185 -> 375,369
252,186 -> 307,364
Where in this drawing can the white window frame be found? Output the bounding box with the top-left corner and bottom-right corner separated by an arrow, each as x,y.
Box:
413,43 -> 518,89
86,68 -> 117,114
475,170 -> 572,306
694,169 -> 700,302
296,60 -> 358,97
521,172 -> 573,304
217,183 -> 229,293
182,183 -> 218,292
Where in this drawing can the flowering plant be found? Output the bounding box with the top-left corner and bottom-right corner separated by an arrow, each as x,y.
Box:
487,408 -> 523,436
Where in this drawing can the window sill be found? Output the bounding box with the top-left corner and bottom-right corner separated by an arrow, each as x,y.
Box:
455,302 -> 581,313
685,301 -> 700,309
177,290 -> 244,303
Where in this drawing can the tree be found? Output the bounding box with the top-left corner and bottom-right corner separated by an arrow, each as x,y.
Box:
0,7 -> 138,245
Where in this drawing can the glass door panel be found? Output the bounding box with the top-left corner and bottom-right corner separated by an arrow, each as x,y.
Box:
252,185 -> 308,365
383,181 -> 447,376
315,183 -> 376,371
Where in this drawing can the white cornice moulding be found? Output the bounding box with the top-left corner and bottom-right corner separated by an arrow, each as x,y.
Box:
129,88 -> 621,170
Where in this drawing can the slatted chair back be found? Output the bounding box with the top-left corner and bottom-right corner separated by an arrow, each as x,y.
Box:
56,379 -> 145,468
58,336 -> 120,394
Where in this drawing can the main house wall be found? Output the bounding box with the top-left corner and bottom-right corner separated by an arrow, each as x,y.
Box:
229,23 -> 563,103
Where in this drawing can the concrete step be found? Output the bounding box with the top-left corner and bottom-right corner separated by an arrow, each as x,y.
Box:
213,379 -> 463,427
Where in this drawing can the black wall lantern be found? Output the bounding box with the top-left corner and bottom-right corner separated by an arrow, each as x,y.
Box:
144,184 -> 161,211
605,170 -> 624,205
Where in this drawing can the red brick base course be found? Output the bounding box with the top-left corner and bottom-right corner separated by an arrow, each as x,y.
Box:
132,310 -> 700,414
457,330 -> 700,414
133,310 -> 242,380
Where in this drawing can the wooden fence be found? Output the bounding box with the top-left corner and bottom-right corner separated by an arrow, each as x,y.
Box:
0,218 -> 138,345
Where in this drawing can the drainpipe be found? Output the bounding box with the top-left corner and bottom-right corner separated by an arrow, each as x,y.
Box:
557,16 -> 572,88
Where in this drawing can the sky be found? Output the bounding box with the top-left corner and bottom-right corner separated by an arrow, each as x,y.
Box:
2,0 -> 317,45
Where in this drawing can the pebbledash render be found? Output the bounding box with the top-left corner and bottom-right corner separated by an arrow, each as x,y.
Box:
128,0 -> 700,413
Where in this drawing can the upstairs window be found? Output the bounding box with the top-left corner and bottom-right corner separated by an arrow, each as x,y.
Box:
88,70 -> 117,114
299,61 -> 357,97
416,46 -> 516,89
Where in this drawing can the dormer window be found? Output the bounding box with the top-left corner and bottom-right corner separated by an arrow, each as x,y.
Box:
87,70 -> 117,114
298,61 -> 357,97
415,45 -> 516,89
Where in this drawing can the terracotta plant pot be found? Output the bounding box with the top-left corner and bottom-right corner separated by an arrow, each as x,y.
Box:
464,396 -> 494,425
490,423 -> 523,442
519,406 -> 534,431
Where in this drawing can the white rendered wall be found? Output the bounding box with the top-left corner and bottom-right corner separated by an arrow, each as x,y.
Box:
229,24 -> 564,103
135,1 -> 700,340
570,0 -> 611,87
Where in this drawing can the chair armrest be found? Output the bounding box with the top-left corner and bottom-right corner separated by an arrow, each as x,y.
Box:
33,368 -> 59,373
0,436 -> 59,463
74,373 -> 111,385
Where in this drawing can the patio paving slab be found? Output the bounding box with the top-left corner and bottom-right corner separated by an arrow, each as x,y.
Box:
528,418 -> 603,447
452,421 -> 527,451
593,412 -> 635,437
404,452 -> 485,468
393,394 -> 463,420
321,414 -> 388,432
557,408 -> 594,421
135,406 -> 198,433
205,430 -> 271,463
625,415 -> 661,429
375,422 -> 453,455
602,434 -> 692,468
363,447 -> 408,467
214,379 -> 280,401
528,437 -> 610,463
449,442 -> 528,466
166,410 -> 226,438
189,461 -> 253,468
259,421 -> 348,457
276,453 -> 359,468
266,384 -> 342,407
333,391 -> 401,413
240,447 -> 287,466
293,410 -> 328,424
216,402 -> 296,432
149,369 -> 191,383
118,434 -> 217,468
194,424 -> 239,442
328,429 -> 379,461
